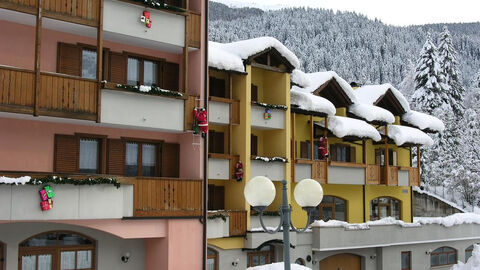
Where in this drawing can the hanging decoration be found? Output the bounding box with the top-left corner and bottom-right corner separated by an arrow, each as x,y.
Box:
264,108 -> 272,120
252,101 -> 288,111
194,107 -> 208,138
318,136 -> 329,160
140,11 -> 152,28
110,83 -> 183,97
39,185 -> 54,211
132,0 -> 186,13
234,161 -> 244,182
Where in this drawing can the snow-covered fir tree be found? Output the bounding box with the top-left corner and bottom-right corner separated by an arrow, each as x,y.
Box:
411,33 -> 449,114
438,26 -> 465,117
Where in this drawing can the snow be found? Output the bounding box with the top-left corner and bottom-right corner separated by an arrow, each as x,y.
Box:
413,186 -> 465,212
291,69 -> 311,88
349,103 -> 395,124
316,116 -> 382,141
208,37 -> 300,73
414,213 -> 480,227
291,71 -> 356,103
452,244 -> 480,270
247,262 -> 311,270
291,89 -> 336,116
402,110 -> 445,132
0,176 -> 31,185
354,84 -> 411,112
382,124 -> 434,146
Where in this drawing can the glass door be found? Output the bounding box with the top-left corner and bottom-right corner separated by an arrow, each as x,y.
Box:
20,250 -> 55,270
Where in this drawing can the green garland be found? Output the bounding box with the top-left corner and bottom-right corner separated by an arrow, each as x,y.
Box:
132,0 -> 186,13
1,176 -> 121,189
251,211 -> 280,216
207,213 -> 228,222
114,84 -> 183,98
252,101 -> 288,111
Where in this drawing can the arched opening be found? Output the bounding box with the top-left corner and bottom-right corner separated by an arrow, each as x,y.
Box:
370,196 -> 401,220
207,247 -> 218,270
313,195 -> 347,221
319,253 -> 361,270
466,245 -> 477,262
247,244 -> 274,267
430,246 -> 457,267
18,231 -> 96,270
0,241 -> 5,270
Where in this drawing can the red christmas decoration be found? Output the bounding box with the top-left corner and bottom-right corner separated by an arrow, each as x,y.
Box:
234,161 -> 244,181
194,107 -> 208,137
140,11 -> 152,28
318,136 -> 329,160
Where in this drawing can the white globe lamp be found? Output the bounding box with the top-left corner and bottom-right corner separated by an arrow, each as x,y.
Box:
294,178 -> 323,208
244,176 -> 276,208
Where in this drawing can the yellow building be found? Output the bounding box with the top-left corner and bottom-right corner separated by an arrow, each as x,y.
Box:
206,38 -> 443,270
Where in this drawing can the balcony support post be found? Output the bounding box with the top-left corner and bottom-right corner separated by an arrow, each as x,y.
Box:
96,0 -> 104,123
309,115 -> 314,161
33,0 -> 42,116
417,145 -> 421,184
183,15 -> 189,94
324,116 -> 329,183
291,112 -> 296,180
384,125 -> 390,186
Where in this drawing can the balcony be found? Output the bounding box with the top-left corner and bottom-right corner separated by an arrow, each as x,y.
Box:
208,154 -> 238,180
250,159 -> 285,181
251,104 -> 285,130
0,172 -> 202,220
294,160 -> 327,183
208,97 -> 240,125
366,165 -> 419,186
207,210 -> 247,239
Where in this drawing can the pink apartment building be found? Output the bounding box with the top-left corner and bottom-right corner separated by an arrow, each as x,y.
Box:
0,0 -> 207,269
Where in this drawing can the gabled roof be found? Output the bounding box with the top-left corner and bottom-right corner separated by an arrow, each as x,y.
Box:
291,89 -> 336,117
401,110 -> 445,133
354,84 -> 410,115
208,37 -> 300,73
380,125 -> 434,147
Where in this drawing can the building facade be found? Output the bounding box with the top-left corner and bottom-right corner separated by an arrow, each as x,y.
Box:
0,0 -> 207,269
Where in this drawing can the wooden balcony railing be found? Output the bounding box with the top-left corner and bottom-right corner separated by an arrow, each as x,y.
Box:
366,164 -> 382,185
312,160 -> 327,183
228,210 -> 247,236
409,167 -> 420,186
388,166 -> 399,186
38,72 -> 97,120
131,177 -> 202,217
0,66 -> 35,114
187,12 -> 201,48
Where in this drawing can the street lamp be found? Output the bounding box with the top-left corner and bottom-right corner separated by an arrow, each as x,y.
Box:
244,176 -> 323,270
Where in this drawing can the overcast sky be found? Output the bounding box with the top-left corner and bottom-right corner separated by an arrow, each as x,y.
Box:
212,0 -> 480,26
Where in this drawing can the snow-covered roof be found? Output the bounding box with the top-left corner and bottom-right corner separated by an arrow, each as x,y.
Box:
349,103 -> 396,124
354,83 -> 411,112
291,71 -> 356,102
208,37 -> 300,73
381,125 -> 434,146
291,69 -> 311,88
413,186 -> 465,212
291,89 -> 336,116
316,116 -> 382,141
402,110 -> 445,133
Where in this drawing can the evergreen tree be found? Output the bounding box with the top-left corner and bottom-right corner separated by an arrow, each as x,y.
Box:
438,26 -> 465,116
411,33 -> 450,114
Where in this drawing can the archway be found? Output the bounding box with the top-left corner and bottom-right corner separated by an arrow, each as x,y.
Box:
319,253 -> 361,270
18,231 -> 95,270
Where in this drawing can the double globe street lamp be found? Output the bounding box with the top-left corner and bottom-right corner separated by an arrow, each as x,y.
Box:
244,176 -> 324,270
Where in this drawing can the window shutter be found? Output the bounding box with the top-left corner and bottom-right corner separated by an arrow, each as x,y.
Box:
107,139 -> 125,175
330,144 -> 337,161
163,61 -> 179,91
57,43 -> 81,76
350,146 -> 356,163
161,143 -> 180,177
251,134 -> 258,156
54,134 -> 78,173
251,84 -> 258,102
109,52 -> 127,84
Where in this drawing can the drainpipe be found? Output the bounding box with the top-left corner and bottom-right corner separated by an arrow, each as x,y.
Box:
202,0 -> 209,269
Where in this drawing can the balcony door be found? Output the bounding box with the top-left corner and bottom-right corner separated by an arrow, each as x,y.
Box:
18,231 -> 95,270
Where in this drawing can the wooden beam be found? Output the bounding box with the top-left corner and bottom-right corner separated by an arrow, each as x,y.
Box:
384,125 -> 390,186
324,116 -> 329,183
363,139 -> 367,183
229,72 -> 232,99
96,0 -> 104,123
291,112 -> 296,181
310,115 -> 314,161
33,0 -> 42,116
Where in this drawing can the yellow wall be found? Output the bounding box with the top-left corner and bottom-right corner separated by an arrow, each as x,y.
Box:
208,237 -> 244,250
365,185 -> 412,222
335,107 -> 347,116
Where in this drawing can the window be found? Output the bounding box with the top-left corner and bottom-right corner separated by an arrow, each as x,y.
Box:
208,185 -> 225,210
19,231 -> 95,270
209,77 -> 227,98
251,134 -> 258,156
370,197 -> 401,220
127,57 -> 141,86
143,60 -> 158,86
57,42 -> 103,80
375,149 -> 397,166
81,49 -> 97,79
207,248 -> 218,270
431,247 -> 457,267
209,131 -> 225,154
466,245 -> 476,261
79,138 -> 99,174
300,141 -> 311,159
125,141 -> 160,177
248,245 -> 274,267
127,57 -> 160,86
313,196 -> 346,222
330,144 -> 356,162
401,251 -> 411,270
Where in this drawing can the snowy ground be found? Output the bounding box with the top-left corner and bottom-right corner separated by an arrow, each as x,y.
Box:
451,244 -> 480,270
246,262 -> 311,270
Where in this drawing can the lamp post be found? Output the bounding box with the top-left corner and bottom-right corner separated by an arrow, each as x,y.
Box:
244,176 -> 323,270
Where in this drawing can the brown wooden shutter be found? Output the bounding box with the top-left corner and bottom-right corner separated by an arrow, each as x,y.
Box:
107,139 -> 125,175
163,61 -> 179,91
330,144 -> 337,161
251,84 -> 258,102
161,143 -> 180,177
109,52 -> 127,84
54,134 -> 78,173
57,43 -> 81,76
300,141 -> 308,159
350,146 -> 356,163
251,134 -> 258,156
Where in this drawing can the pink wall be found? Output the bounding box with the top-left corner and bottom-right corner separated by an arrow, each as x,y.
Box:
0,117 -> 201,179
145,238 -> 169,270
56,219 -> 167,238
166,219 -> 203,270
0,20 -> 35,70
